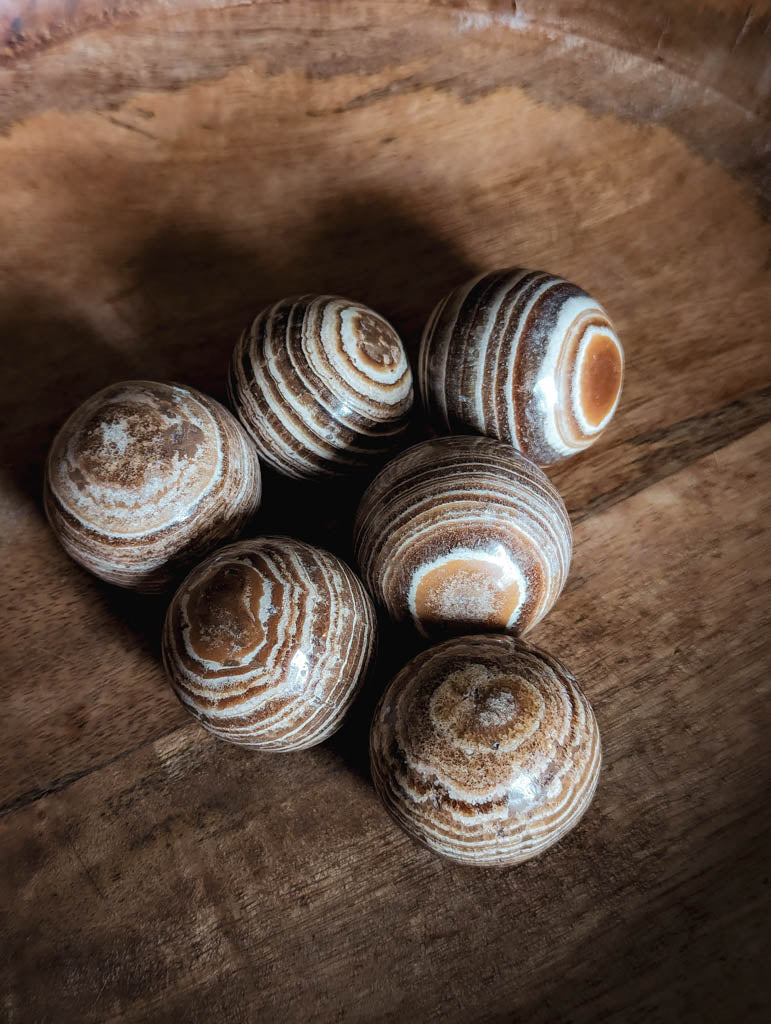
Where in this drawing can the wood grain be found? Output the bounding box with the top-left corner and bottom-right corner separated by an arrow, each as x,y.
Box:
1,1 -> 770,1020
2,425 -> 769,1023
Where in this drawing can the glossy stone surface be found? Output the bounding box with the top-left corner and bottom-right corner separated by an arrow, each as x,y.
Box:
44,380 -> 261,591
370,634 -> 601,866
418,269 -> 624,466
228,295 -> 414,480
354,435 -> 572,638
162,536 -> 377,750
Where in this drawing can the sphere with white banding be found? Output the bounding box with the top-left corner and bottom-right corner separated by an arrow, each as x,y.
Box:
228,295 -> 413,479
418,269 -> 624,466
354,436 -> 572,638
162,536 -> 377,750
45,380 -> 261,592
370,634 -> 601,866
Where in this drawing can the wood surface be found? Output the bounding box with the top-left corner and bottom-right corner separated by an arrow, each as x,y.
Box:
1,1 -> 770,1020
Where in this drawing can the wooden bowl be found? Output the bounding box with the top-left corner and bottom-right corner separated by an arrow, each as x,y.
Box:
2,2 -> 769,1022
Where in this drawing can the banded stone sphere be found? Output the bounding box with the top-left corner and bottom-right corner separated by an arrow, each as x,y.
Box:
418,269 -> 624,466
162,536 -> 377,750
370,634 -> 601,866
45,381 -> 261,592
354,436 -> 572,639
228,294 -> 414,479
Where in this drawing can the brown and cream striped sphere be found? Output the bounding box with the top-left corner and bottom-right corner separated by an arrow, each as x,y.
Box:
162,536 -> 377,750
370,634 -> 601,866
228,295 -> 414,480
354,436 -> 572,639
45,380 -> 261,592
418,269 -> 624,466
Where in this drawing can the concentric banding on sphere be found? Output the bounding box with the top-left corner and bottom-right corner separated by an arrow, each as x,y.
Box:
418,269 -> 624,466
44,380 -> 261,591
162,536 -> 377,750
370,634 -> 601,865
228,295 -> 414,479
354,436 -> 572,638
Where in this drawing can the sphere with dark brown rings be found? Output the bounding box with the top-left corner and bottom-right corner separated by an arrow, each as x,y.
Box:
162,537 -> 377,750
45,381 -> 262,592
418,268 -> 624,466
370,634 -> 601,866
227,294 -> 414,480
354,436 -> 572,638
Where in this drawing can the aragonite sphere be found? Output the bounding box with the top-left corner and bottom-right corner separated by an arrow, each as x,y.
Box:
354,436 -> 572,639
418,269 -> 624,466
162,536 -> 377,750
227,294 -> 414,479
44,380 -> 261,592
370,634 -> 601,866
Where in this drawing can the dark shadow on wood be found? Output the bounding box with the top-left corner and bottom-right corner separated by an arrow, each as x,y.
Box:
321,615 -> 429,784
